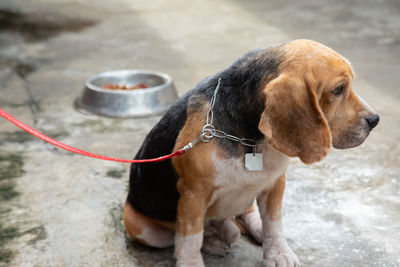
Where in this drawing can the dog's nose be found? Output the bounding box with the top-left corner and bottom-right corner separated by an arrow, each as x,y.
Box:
366,114 -> 380,129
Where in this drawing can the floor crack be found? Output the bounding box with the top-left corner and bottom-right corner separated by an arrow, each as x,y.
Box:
21,76 -> 40,126
16,72 -> 59,153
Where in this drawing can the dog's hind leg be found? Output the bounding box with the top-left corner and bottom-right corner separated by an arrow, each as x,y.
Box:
123,202 -> 175,248
202,218 -> 240,256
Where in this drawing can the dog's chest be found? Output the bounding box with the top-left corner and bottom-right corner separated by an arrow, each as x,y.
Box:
206,145 -> 288,219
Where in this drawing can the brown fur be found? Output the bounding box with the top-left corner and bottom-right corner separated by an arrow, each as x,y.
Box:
259,73 -> 332,164
172,104 -> 217,236
265,174 -> 286,220
258,40 -> 374,163
123,202 -> 175,247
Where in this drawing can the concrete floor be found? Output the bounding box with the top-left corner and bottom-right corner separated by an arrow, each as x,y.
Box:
0,0 -> 399,266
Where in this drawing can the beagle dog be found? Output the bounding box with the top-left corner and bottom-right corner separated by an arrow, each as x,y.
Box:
123,39 -> 379,267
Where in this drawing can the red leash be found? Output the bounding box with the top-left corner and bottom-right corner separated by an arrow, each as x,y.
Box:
0,108 -> 187,163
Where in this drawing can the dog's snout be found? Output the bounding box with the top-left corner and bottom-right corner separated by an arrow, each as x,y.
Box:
366,114 -> 380,129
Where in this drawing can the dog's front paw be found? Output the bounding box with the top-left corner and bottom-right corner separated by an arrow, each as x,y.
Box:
263,238 -> 300,267
263,251 -> 300,267
176,252 -> 204,267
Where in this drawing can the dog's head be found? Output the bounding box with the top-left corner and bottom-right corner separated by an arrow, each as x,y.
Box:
258,39 -> 379,164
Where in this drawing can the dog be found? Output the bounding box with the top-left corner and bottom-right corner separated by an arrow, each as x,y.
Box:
123,39 -> 379,267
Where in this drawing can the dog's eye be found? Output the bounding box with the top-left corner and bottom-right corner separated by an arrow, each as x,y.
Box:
332,85 -> 345,96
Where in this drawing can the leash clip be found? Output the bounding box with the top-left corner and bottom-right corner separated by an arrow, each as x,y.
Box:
182,136 -> 202,152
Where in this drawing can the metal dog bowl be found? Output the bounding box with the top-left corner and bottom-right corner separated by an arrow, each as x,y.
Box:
75,69 -> 179,118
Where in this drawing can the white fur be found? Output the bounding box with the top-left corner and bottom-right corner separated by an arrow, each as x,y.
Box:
258,207 -> 300,267
136,225 -> 174,248
257,200 -> 284,238
207,142 -> 289,219
238,206 -> 263,243
175,232 -> 204,267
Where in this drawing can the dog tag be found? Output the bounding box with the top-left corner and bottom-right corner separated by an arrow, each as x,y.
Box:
245,153 -> 263,171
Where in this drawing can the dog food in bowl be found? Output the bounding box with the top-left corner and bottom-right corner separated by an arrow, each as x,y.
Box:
103,83 -> 149,90
75,69 -> 179,118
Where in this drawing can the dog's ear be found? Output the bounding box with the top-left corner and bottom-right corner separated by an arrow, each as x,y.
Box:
258,74 -> 331,164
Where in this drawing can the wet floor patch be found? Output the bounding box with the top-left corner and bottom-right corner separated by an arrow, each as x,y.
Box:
0,58 -> 37,79
0,223 -> 47,265
0,130 -> 69,146
109,205 -> 125,235
72,119 -> 128,134
0,131 -> 34,145
0,9 -> 97,42
0,223 -> 18,264
106,168 -> 125,179
0,152 -> 25,265
22,225 -> 47,246
0,152 -> 25,181
0,183 -> 19,201
0,99 -> 39,109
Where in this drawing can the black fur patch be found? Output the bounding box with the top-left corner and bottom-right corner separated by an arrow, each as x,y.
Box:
127,46 -> 284,222
127,94 -> 191,222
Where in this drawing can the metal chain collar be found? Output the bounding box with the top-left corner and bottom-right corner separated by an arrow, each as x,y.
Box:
199,78 -> 257,149
182,77 -> 258,153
